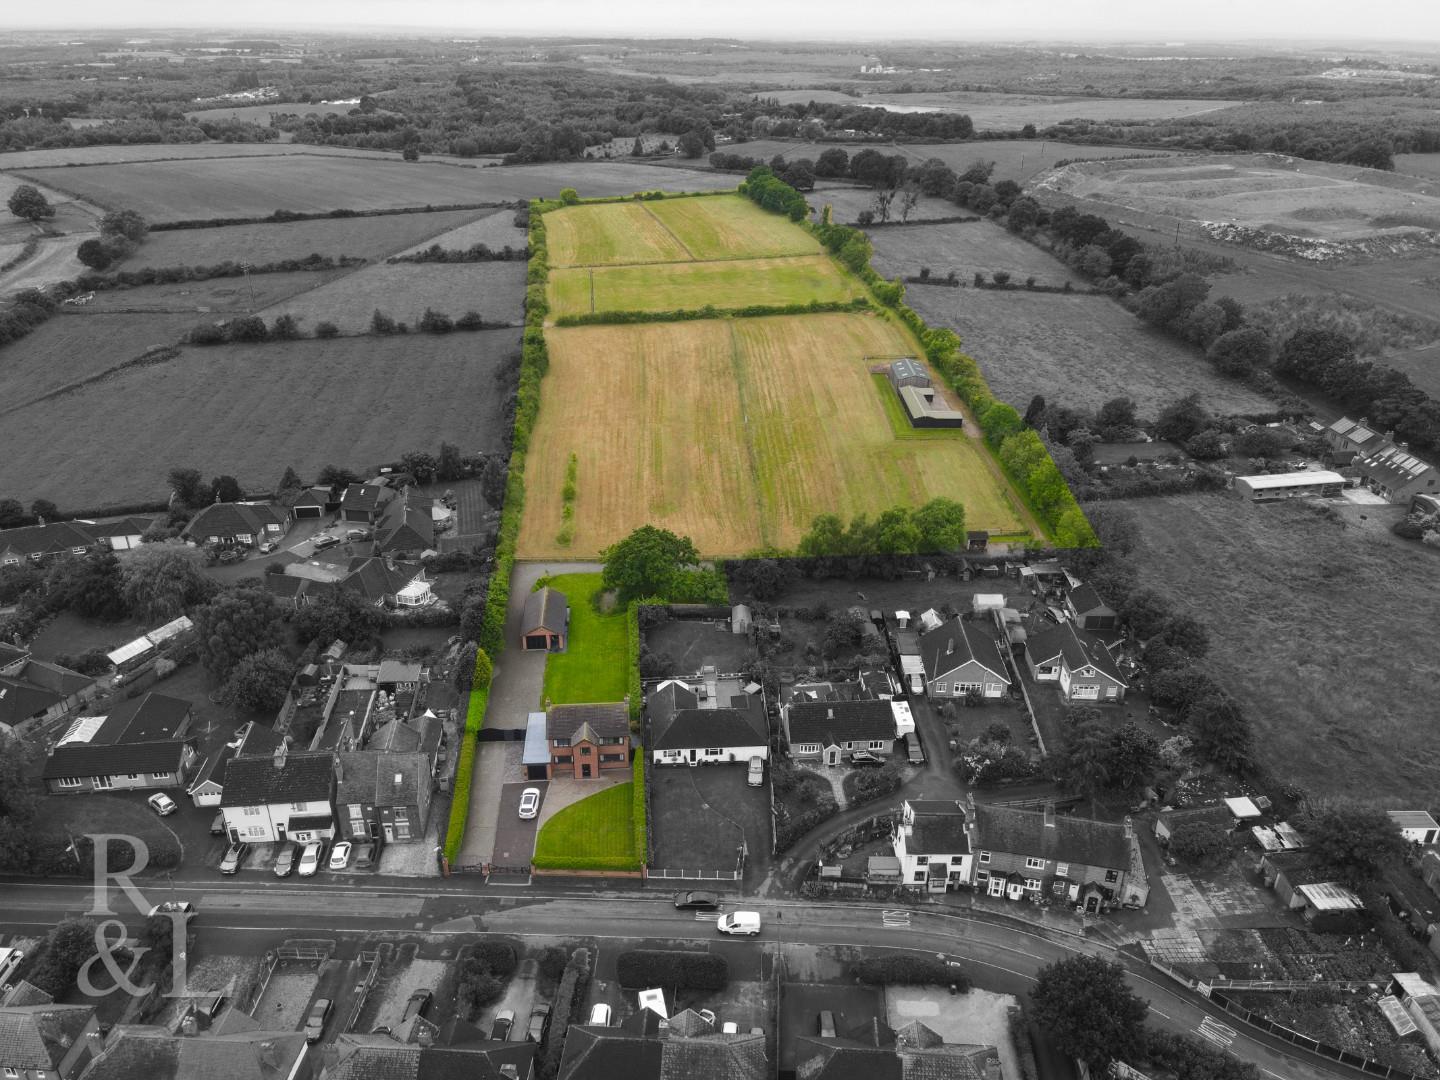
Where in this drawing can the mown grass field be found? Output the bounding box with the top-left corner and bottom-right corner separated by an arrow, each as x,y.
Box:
1124,494 -> 1440,803
533,782 -> 637,865
0,329 -> 519,509
518,313 -> 1029,558
545,193 -> 815,267
548,254 -> 862,317
538,573 -> 629,707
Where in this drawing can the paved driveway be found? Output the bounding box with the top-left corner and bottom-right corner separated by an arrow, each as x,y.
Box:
492,781 -> 547,869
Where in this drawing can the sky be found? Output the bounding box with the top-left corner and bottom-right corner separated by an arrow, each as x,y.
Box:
9,0 -> 1439,44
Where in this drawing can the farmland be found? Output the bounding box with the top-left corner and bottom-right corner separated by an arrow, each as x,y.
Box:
257,261 -> 526,331
868,219 -> 1086,289
390,208 -> 525,256
0,142 -> 475,169
517,314 -> 1029,558
903,285 -> 1274,415
548,255 -> 862,317
1123,493 -> 1440,804
0,329 -> 520,509
756,89 -> 1242,127
83,272 -> 339,315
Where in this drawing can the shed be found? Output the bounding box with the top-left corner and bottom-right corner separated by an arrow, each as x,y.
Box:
731,604 -> 752,636
1390,810 -> 1440,846
972,594 -> 1005,615
866,855 -> 903,884
1233,471 -> 1345,501
888,357 -> 931,390
1223,796 -> 1263,822
521,586 -> 569,652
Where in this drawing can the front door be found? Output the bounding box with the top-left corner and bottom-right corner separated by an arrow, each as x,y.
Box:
276,823 -> 286,843
688,748 -> 697,764
582,764 -> 592,778
824,746 -> 840,766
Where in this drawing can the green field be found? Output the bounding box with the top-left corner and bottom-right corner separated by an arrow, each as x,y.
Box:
533,782 -> 638,867
538,573 -> 629,707
548,254 -> 862,317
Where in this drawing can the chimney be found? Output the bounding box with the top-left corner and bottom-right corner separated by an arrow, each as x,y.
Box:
946,638 -> 954,656
272,738 -> 289,769
1043,802 -> 1055,829
1124,815 -> 1134,839
334,758 -> 343,782
415,1024 -> 434,1048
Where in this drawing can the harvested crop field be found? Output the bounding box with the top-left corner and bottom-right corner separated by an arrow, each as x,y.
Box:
0,329 -> 520,507
257,261 -> 525,331
547,201 -> 690,266
127,208 -> 498,267
391,208 -> 526,256
905,286 -> 1274,416
518,314 -> 1029,558
812,186 -> 966,226
1124,493 -> 1440,803
82,272 -> 336,315
868,219 -> 1085,289
647,195 -> 819,258
548,255 -> 861,317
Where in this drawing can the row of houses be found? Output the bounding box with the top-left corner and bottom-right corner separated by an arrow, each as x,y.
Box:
1324,416 -> 1440,504
0,516 -> 152,566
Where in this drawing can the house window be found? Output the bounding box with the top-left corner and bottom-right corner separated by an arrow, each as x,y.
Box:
600,754 -> 625,762
915,855 -> 928,865
150,772 -> 172,781
913,871 -> 926,883
395,822 -> 411,840
350,805 -> 365,820
553,755 -> 572,765
975,870 -> 989,884
580,746 -> 591,756
979,851 -> 990,864
127,773 -> 140,780
1037,663 -> 1058,676
955,683 -> 981,695
394,807 -> 408,822
1104,869 -> 1119,884
706,748 -> 723,756
243,806 -> 261,816
1025,856 -> 1045,870
1052,880 -> 1068,896
951,855 -> 966,866
934,683 -> 947,694
553,738 -> 571,748
868,740 -> 886,750
1025,878 -> 1042,892
94,776 -> 113,790
55,776 -> 82,789
796,744 -> 820,754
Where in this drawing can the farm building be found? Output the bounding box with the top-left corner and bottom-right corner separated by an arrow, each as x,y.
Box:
1390,811 -> 1440,846
1232,471 -> 1345,501
1355,444 -> 1440,503
887,357 -> 932,390
521,587 -> 569,652
897,384 -> 966,429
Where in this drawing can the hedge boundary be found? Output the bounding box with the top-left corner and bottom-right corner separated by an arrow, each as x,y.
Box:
146,200 -> 514,231
616,950 -> 729,991
442,651 -> 492,862
631,753 -> 647,867
553,296 -> 870,327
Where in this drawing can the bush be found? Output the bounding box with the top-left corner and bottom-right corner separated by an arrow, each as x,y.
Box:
442,684 -> 487,862
188,322 -> 225,345
314,321 -> 339,339
844,760 -> 904,804
851,955 -> 969,989
471,940 -> 518,976
616,950 -> 728,990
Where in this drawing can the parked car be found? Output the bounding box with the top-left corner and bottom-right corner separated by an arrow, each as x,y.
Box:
747,756 -> 764,787
587,1003 -> 612,1026
673,890 -> 721,910
191,993 -> 226,1020
297,841 -> 324,877
345,528 -> 371,541
312,534 -> 340,551
328,841 -> 352,870
716,911 -> 761,936
402,989 -> 433,1024
354,841 -> 380,869
849,750 -> 884,766
219,841 -> 249,875
304,998 -> 332,1043
258,540 -> 277,554
147,792 -> 178,816
490,1009 -> 515,1041
0,948 -> 24,988
818,1010 -> 836,1039
526,1003 -> 551,1043
273,842 -> 297,878
209,811 -> 226,836
147,900 -> 193,916
518,787 -> 541,820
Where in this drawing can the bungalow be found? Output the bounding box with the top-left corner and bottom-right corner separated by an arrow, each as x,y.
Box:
220,742 -> 336,844
520,587 -> 569,652
340,481 -> 396,524
42,693 -> 197,795
334,750 -> 433,844
1390,810 -> 1440,846
545,702 -> 631,780
648,682 -> 768,766
968,800 -> 1148,912
560,1007 -> 765,1080
0,1004 -> 103,1080
919,618 -> 1011,702
1025,621 -> 1127,703
795,1019 -> 1000,1080
181,501 -> 291,549
1063,582 -> 1117,630
892,799 -> 973,892
782,698 -> 915,766
1356,444 -> 1440,504
0,650 -> 98,735
80,516 -> 155,552
0,520 -> 99,566
374,491 -> 435,556
341,557 -> 435,608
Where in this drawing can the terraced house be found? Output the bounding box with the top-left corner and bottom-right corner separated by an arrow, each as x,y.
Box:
220,742 -> 336,845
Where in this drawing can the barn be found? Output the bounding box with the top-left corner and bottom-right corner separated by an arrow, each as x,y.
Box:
887,357 -> 932,390
898,385 -> 965,429
1233,471 -> 1345,501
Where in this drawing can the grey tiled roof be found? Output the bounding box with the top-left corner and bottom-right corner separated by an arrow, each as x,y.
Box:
220,751 -> 334,807
0,1005 -> 95,1070
971,804 -> 1129,870
547,703 -> 630,741
522,586 -> 569,634
919,619 -> 1009,684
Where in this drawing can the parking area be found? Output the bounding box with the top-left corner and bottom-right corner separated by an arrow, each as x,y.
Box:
650,765 -> 772,879
355,942 -> 449,1035
492,780 -> 548,868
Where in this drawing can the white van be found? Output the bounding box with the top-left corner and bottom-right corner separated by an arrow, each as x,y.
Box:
0,947 -> 26,988
717,911 -> 761,937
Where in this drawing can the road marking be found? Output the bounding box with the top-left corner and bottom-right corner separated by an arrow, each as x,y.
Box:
882,910 -> 911,928
1198,1016 -> 1236,1048
694,911 -> 719,921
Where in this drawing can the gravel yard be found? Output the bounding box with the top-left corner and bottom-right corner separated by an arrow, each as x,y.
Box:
253,970 -> 321,1031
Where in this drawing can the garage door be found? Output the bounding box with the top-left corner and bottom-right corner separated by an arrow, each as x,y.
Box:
524,634 -> 549,650
294,505 -> 322,518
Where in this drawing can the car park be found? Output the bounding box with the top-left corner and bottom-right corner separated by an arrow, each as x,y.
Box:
297,841 -> 324,877
518,787 -> 541,819
147,792 -> 178,816
304,998 -> 332,1043
587,1003 -> 612,1026
490,1009 -> 515,1041
402,989 -> 433,1024
673,890 -> 721,910
526,1003 -> 551,1043
273,842 -> 297,878
219,841 -> 249,875
328,841 -> 352,871
210,811 -> 227,836
716,911 -> 761,936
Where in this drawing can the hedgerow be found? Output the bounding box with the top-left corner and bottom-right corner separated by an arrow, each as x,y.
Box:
616,950 -> 728,990
851,955 -> 969,989
632,753 -> 647,866
552,297 -> 869,327
442,650 -> 492,862
539,949 -> 591,1080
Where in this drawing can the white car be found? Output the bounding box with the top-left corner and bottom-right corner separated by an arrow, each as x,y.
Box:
297,841 -> 324,877
518,787 -> 541,820
147,792 -> 178,816
328,841 -> 352,871
587,1003 -> 612,1026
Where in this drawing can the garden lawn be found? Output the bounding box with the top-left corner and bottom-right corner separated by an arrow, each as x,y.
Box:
538,573 -> 629,706
547,255 -> 862,317
533,782 -> 638,868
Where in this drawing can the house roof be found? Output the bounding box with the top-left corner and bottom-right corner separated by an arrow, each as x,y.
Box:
235,721 -> 285,758
220,750 -> 334,807
523,587 -> 569,634
1236,470 -> 1346,490
343,558 -> 420,604
970,804 -> 1130,870
335,751 -> 429,808
19,658 -> 95,697
652,703 -> 766,751
0,677 -> 61,727
42,739 -> 191,781
547,703 -> 630,741
0,642 -> 28,667
786,699 -> 898,746
0,520 -> 98,558
890,357 -> 930,383
1026,622 -> 1125,685
559,1009 -> 765,1080
907,807 -> 971,856
181,502 -> 288,542
376,494 -> 434,553
79,1026 -> 309,1080
919,619 -> 1010,685
0,1004 -> 96,1071
1158,804 -> 1236,830
369,713 -> 441,755
103,692 -> 193,742
341,483 -> 394,515
83,516 -> 157,539
793,1039 -> 902,1080
290,487 -> 329,509
647,680 -> 700,723
1390,811 -> 1440,831
1359,444 -> 1437,487
189,745 -> 236,793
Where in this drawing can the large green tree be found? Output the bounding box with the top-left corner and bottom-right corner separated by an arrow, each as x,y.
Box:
601,526 -> 700,602
45,551 -> 128,620
1031,956 -> 1148,1068
193,587 -> 285,683
223,647 -> 296,713
1300,798 -> 1408,887
1186,693 -> 1252,773
912,497 -> 967,552
7,183 -> 55,222
0,733 -> 41,871
292,588 -> 383,647
121,545 -> 216,622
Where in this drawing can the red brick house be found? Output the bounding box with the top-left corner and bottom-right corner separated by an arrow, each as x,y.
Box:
545,702 -> 630,779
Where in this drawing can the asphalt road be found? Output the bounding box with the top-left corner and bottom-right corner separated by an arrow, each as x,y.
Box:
0,878 -> 1376,1080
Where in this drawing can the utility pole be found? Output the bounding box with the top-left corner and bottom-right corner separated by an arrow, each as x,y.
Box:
239,262 -> 256,312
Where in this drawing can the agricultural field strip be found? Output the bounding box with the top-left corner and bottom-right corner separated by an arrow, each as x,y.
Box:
638,201 -> 698,260
726,320 -> 773,548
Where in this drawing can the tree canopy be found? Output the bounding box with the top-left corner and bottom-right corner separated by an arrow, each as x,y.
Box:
193,587 -> 285,683
120,545 -> 216,623
1300,798 -> 1408,887
1031,956 -> 1148,1068
7,183 -> 54,221
601,526 -> 700,602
